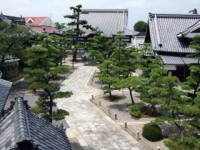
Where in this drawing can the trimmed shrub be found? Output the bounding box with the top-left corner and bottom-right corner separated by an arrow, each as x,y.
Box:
128,103 -> 143,118
130,111 -> 142,118
142,123 -> 162,141
128,103 -> 160,118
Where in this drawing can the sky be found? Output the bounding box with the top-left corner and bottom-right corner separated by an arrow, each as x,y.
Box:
1,0 -> 200,29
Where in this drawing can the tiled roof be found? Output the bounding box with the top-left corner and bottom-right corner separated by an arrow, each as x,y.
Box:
161,55 -> 199,65
148,13 -> 200,53
0,97 -> 72,150
79,9 -> 138,37
23,17 -> 48,26
177,20 -> 200,38
0,14 -> 25,25
0,79 -> 12,114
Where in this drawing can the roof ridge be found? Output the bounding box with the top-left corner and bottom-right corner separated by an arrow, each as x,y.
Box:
83,9 -> 128,12
177,20 -> 200,37
0,109 -> 14,122
123,26 -> 132,31
23,16 -> 48,18
149,13 -> 200,18
14,97 -> 32,143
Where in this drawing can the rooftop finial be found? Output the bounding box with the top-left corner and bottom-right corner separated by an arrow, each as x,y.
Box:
189,8 -> 198,14
1,11 -> 3,15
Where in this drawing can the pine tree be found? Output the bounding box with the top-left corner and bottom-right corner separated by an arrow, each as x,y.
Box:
85,31 -> 113,65
64,4 -> 96,61
183,35 -> 200,102
24,34 -> 72,123
48,34 -> 68,66
113,76 -> 144,104
97,60 -> 119,98
159,76 -> 187,141
97,31 -> 140,99
55,22 -> 66,33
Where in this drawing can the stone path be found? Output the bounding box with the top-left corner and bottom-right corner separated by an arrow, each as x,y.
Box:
56,66 -> 147,150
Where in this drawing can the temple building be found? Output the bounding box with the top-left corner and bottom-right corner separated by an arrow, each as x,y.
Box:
145,10 -> 200,81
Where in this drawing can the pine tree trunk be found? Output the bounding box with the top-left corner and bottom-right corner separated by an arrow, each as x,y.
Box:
108,84 -> 112,98
109,92 -> 112,98
73,51 -> 77,61
129,87 -> 134,104
73,9 -> 80,62
192,81 -> 200,102
46,90 -> 53,123
49,95 -> 53,123
174,122 -> 185,142
1,55 -> 5,79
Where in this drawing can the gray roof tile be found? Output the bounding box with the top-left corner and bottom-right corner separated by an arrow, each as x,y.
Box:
161,55 -> 199,65
0,97 -> 72,150
0,79 -> 12,114
80,9 -> 138,37
177,20 -> 200,38
148,13 -> 200,53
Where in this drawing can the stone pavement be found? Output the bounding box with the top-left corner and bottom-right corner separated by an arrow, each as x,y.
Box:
56,65 -> 147,150
92,92 -> 169,150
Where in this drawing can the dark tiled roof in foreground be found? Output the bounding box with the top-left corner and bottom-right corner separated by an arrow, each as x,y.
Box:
161,55 -> 199,65
148,13 -> 200,53
0,97 -> 72,150
0,79 -> 12,113
80,9 -> 138,37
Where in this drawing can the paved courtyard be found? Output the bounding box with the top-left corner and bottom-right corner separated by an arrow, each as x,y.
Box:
56,65 -> 147,150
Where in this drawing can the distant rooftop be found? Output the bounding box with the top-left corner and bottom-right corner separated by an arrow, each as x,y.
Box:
83,9 -> 128,12
0,14 -> 25,25
79,9 -> 138,37
23,16 -> 56,33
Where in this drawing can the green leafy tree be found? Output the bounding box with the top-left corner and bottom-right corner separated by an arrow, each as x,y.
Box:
64,4 -> 96,61
133,20 -> 147,32
0,21 -> 31,78
24,39 -> 72,123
